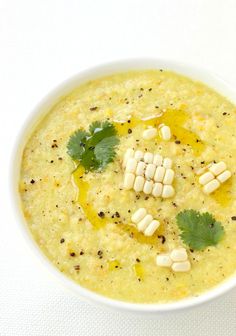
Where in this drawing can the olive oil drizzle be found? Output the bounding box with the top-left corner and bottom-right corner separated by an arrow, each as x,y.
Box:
72,166 -> 107,230
114,109 -> 205,156
210,178 -> 233,207
133,263 -> 145,281
108,259 -> 120,271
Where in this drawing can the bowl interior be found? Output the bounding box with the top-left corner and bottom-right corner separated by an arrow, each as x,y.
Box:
11,58 -> 236,313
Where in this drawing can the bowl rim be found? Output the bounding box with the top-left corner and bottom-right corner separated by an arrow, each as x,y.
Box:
10,57 -> 236,313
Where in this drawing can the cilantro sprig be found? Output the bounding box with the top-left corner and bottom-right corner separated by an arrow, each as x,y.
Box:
176,210 -> 225,250
67,121 -> 119,171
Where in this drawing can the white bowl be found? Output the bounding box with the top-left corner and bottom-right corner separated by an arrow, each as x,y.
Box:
11,58 -> 236,314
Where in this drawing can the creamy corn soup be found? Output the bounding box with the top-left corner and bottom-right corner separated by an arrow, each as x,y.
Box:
19,70 -> 236,303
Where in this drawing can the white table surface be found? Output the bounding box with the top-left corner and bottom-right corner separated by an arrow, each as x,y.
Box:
1,0 -> 236,335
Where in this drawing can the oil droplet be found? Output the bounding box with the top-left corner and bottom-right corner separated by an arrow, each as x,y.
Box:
133,263 -> 145,280
119,224 -> 158,245
108,259 -> 120,271
210,178 -> 233,207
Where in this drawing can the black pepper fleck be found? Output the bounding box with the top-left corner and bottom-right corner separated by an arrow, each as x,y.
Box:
60,238 -> 65,244
158,235 -> 166,244
98,211 -> 105,218
128,128 -> 132,134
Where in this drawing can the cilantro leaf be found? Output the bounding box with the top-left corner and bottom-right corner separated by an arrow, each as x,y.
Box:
66,130 -> 88,160
67,121 -> 119,171
89,121 -> 113,134
176,209 -> 225,250
80,147 -> 100,171
88,121 -> 117,147
94,136 -> 119,169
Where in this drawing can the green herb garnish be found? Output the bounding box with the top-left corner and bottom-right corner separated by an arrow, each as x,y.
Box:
176,210 -> 225,250
67,121 -> 119,171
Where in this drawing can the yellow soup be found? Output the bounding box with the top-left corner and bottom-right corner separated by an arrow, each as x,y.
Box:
19,70 -> 236,303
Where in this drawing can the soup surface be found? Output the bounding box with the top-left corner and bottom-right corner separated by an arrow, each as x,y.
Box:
20,70 -> 236,303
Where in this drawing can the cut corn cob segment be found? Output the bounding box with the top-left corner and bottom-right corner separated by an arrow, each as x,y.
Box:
131,208 -> 160,236
162,185 -> 175,198
123,149 -> 175,198
159,125 -> 171,141
152,183 -> 163,197
136,161 -> 146,176
143,180 -> 154,194
134,150 -> 144,161
163,158 -> 172,169
171,261 -> 191,272
144,220 -> 160,236
156,247 -> 191,272
203,179 -> 220,194
163,169 -> 175,185
154,166 -> 166,182
123,173 -> 135,190
153,154 -> 163,166
134,176 -> 145,192
142,127 -> 157,140
156,254 -> 172,267
198,161 -> 231,194
217,170 -> 232,183
209,161 -> 227,176
199,171 -> 214,185
137,214 -> 153,232
125,158 -> 137,173
144,152 -> 154,163
131,208 -> 147,224
145,163 -> 156,180
170,248 -> 188,262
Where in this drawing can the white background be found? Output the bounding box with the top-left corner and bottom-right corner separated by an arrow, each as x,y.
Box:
1,0 -> 236,335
